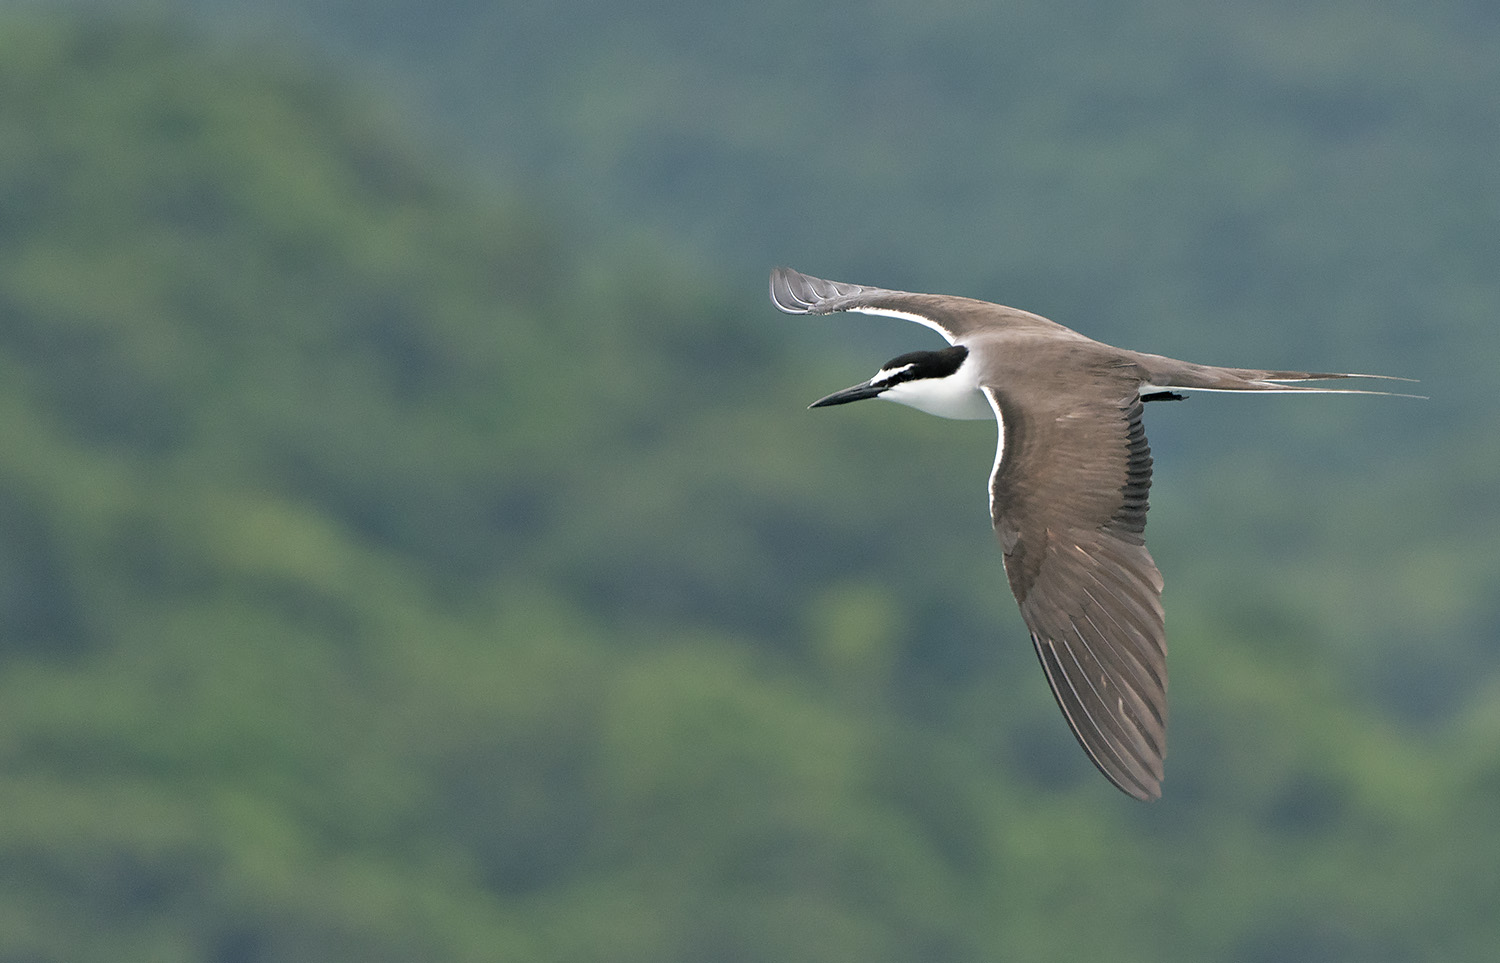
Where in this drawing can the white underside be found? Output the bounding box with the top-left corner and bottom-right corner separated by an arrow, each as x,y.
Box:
849,306 -> 958,343
984,388 -> 1006,520
880,378 -> 994,419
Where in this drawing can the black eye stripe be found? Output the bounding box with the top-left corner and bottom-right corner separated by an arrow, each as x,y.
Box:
878,345 -> 969,384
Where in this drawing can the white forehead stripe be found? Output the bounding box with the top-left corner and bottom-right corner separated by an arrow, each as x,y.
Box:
871,362 -> 916,385
849,306 -> 958,344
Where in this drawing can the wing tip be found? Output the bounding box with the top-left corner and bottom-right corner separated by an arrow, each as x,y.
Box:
769,266 -> 828,315
1124,775 -> 1163,802
1030,630 -> 1167,802
1096,747 -> 1164,802
770,266 -> 884,317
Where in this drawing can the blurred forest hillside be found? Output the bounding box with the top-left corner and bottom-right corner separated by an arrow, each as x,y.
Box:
100,0 -> 1500,704
3,5 -> 1500,963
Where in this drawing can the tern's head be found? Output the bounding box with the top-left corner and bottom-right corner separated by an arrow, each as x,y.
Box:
809,344 -> 992,420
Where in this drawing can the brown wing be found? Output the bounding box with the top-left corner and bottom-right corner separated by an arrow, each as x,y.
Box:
770,267 -> 1067,343
985,385 -> 1168,801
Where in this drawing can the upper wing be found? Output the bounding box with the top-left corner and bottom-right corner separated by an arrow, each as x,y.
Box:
770,266 -> 1063,344
985,386 -> 1169,801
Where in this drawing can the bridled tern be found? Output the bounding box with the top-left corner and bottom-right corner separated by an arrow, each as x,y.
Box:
770,266 -> 1416,801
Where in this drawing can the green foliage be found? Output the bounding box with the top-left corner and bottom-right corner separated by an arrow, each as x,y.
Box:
1,8 -> 1498,963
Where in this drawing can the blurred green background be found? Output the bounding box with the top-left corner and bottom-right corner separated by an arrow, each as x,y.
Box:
2,1 -> 1497,960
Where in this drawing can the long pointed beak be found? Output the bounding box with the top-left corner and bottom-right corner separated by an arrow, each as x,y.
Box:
809,380 -> 886,409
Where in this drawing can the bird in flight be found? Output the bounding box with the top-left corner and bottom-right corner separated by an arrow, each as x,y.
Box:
770,267 -> 1416,800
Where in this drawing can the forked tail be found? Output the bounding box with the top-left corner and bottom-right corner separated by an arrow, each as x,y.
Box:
1129,353 -> 1425,398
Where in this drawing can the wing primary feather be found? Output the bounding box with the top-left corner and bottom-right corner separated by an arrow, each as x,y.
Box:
1033,634 -> 1159,800
1026,577 -> 1160,787
1061,619 -> 1162,780
1079,564 -> 1162,640
1034,636 -> 1130,782
1071,618 -> 1166,760
1075,594 -> 1166,730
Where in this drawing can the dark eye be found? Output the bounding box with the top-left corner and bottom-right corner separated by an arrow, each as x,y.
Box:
881,346 -> 969,382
